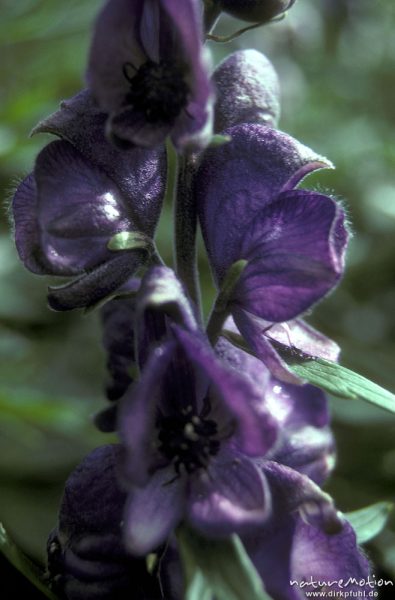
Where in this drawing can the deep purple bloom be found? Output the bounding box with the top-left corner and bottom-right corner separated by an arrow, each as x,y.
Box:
196,123 -> 348,380
222,339 -> 371,598
87,0 -> 214,150
213,49 -> 281,132
12,91 -> 166,310
118,266 -> 278,555
162,339 -> 371,599
47,445 -> 163,600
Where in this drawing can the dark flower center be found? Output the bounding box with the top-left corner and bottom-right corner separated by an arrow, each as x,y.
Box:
123,59 -> 190,124
157,406 -> 220,474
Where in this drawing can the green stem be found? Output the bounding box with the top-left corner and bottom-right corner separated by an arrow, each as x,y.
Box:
206,259 -> 248,344
174,154 -> 202,319
203,0 -> 222,34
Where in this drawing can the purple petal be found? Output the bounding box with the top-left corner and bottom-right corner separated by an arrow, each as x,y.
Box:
232,191 -> 348,322
291,519 -> 371,594
213,49 -> 281,132
216,331 -> 335,484
33,140 -> 136,275
262,461 -> 343,535
47,252 -> 145,311
101,291 -> 139,401
197,124 -> 333,281
137,266 -> 198,332
86,0 -> 146,114
161,0 -> 214,150
188,448 -> 270,537
59,445 -> 126,538
109,107 -> 173,148
244,514 -> 370,599
124,466 -> 185,555
233,308 -> 302,384
32,90 -> 166,235
118,342 -> 175,486
12,174 -> 48,274
173,326 -> 278,457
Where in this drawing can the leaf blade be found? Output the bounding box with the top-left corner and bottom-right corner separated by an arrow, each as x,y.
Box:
346,502 -> 393,544
287,357 -> 395,413
0,522 -> 59,600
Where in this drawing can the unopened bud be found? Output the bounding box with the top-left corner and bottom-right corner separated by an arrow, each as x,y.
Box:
214,49 -> 281,131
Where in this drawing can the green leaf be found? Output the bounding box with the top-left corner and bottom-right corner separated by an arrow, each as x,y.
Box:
0,522 -> 59,599
286,357 -> 395,413
209,134 -> 232,147
107,231 -> 154,253
177,526 -> 272,600
346,502 -> 393,544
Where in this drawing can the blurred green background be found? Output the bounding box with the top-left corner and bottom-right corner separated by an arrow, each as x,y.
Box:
0,0 -> 394,593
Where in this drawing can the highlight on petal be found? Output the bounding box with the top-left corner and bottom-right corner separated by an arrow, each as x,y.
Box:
232,190 -> 348,322
213,49 -> 281,132
196,124 -> 332,282
188,448 -> 270,537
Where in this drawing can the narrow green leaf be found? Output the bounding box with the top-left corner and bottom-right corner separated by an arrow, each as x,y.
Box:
286,357 -> 395,414
186,570 -> 213,600
107,231 -> 153,253
178,526 -> 272,600
0,522 -> 59,599
346,502 -> 393,544
209,134 -> 232,147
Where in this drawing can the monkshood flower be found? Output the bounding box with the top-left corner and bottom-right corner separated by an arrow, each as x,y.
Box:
163,339 -> 371,600
47,445 -> 163,600
118,266 -> 278,554
219,0 -> 296,23
12,90 -> 166,310
196,123 -> 348,380
213,49 -> 281,132
87,0 -> 214,150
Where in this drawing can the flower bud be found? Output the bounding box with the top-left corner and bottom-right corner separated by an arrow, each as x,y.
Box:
213,49 -> 281,132
220,0 -> 296,23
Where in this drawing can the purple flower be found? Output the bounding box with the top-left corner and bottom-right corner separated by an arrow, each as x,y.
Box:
47,445 -> 163,600
196,123 -> 348,380
87,0 -> 214,150
219,339 -> 371,598
161,339 -> 371,599
118,266 -> 278,554
213,49 -> 281,132
12,91 -> 166,310
243,463 -> 371,600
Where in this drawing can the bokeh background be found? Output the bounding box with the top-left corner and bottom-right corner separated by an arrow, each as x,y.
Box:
1,0 -> 394,596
